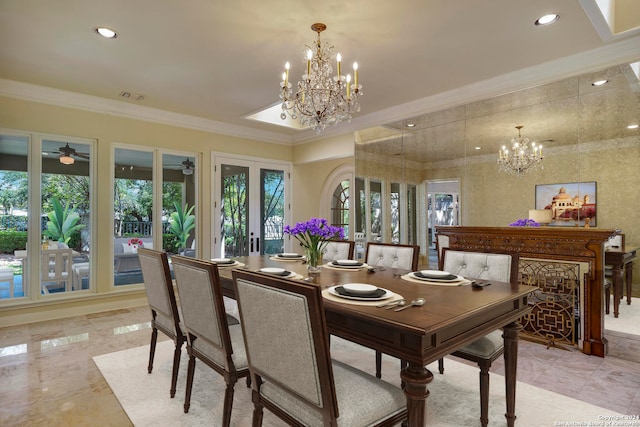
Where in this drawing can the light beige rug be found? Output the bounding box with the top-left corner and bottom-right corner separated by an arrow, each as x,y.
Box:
94,338 -> 623,426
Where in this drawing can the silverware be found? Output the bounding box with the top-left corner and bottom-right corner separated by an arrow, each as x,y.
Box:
385,300 -> 405,309
376,298 -> 404,308
394,297 -> 425,311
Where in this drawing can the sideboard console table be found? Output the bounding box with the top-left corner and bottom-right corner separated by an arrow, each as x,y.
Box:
435,226 -> 615,357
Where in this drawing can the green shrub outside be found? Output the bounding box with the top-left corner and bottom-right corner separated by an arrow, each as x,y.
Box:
0,231 -> 28,253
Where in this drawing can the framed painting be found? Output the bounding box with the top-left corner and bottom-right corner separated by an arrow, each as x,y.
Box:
535,181 -> 597,227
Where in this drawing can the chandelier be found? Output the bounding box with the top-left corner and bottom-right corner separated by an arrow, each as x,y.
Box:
279,23 -> 362,133
497,126 -> 543,175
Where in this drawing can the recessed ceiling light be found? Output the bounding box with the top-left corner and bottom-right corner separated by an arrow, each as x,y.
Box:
95,27 -> 117,39
628,124 -> 639,129
535,14 -> 559,26
405,123 -> 416,128
592,79 -> 608,86
474,146 -> 481,150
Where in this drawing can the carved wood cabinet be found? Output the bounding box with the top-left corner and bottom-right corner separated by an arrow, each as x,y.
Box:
436,226 -> 615,357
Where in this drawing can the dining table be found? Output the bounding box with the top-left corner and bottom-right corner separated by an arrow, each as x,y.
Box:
605,245 -> 638,318
215,255 -> 535,427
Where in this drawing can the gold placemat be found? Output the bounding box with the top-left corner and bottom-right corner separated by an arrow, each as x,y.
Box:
400,274 -> 471,286
321,288 -> 402,306
322,262 -> 369,272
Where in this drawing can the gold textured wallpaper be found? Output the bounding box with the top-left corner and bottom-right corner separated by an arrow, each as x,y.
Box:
356,62 -> 640,295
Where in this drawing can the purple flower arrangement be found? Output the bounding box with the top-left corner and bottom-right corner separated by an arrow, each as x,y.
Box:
283,217 -> 345,249
509,218 -> 540,227
283,218 -> 344,269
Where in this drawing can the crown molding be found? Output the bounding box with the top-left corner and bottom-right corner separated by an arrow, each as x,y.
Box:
0,78 -> 294,145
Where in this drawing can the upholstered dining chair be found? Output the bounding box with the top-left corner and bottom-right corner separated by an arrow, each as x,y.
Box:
231,269 -> 407,427
322,239 -> 356,261
438,247 -> 520,427
138,248 -> 186,399
365,242 -> 420,271
171,255 -> 249,426
366,242 -> 420,378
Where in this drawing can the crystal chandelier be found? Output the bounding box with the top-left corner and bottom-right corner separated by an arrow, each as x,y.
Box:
279,23 -> 362,133
497,126 -> 543,175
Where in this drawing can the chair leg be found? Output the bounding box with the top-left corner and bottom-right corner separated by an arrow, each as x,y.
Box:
252,400 -> 264,427
170,340 -> 182,398
148,327 -> 158,373
605,285 -> 611,314
438,358 -> 444,374
375,350 -> 382,378
184,354 -> 196,413
222,378 -> 238,427
478,360 -> 491,427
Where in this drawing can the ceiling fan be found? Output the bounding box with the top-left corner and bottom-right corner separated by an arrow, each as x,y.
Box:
181,158 -> 194,175
47,143 -> 90,165
165,157 -> 195,175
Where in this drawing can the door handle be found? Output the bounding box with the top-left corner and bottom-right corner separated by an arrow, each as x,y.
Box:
256,237 -> 260,252
250,237 -> 254,252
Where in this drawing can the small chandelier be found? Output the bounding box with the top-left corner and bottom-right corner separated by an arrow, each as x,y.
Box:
279,23 -> 362,133
497,125 -> 543,175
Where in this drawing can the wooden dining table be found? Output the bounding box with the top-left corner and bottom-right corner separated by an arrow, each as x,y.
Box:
216,255 -> 535,427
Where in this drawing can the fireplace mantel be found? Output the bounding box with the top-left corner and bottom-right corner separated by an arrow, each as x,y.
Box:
435,226 -> 616,357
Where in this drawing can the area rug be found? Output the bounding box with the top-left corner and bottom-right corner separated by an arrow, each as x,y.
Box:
94,338 -> 622,427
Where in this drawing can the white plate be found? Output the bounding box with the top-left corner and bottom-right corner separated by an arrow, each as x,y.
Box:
342,283 -> 378,295
278,253 -> 303,258
409,272 -> 464,282
335,259 -> 360,265
211,258 -> 235,265
329,261 -> 366,269
420,270 -> 450,278
260,267 -> 285,274
327,285 -> 393,301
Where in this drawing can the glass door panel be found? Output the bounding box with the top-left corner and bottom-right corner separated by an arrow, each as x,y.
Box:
407,184 -> 417,245
215,157 -> 289,258
369,180 -> 382,241
428,192 -> 459,247
260,169 -> 285,255
220,164 -> 249,257
390,182 -> 400,243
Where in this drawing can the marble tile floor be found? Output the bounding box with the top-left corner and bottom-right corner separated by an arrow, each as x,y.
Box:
1,305 -> 639,426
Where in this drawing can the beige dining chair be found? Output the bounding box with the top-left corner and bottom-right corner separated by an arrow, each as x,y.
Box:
171,255 -> 249,426
322,239 -> 356,261
366,242 -> 420,378
138,248 -> 186,399
231,269 -> 407,426
365,242 -> 419,271
439,247 -> 520,427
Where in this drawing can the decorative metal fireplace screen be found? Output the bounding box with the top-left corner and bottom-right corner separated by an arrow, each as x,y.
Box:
519,258 -> 590,348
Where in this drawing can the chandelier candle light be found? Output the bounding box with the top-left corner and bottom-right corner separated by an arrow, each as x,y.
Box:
497,125 -> 544,175
279,23 -> 362,133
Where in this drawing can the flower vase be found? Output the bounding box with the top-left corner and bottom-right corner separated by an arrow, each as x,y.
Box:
305,247 -> 322,273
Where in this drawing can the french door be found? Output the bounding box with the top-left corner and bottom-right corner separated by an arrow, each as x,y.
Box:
213,156 -> 289,258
